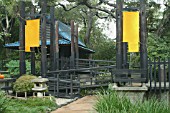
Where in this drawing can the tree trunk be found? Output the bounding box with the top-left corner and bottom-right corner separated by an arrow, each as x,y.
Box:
85,10 -> 93,46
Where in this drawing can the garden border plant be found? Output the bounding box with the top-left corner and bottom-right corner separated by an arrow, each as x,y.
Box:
94,89 -> 170,113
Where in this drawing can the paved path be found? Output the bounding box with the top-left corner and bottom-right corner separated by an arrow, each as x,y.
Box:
51,96 -> 97,113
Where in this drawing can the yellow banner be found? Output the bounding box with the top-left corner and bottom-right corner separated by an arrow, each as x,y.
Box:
123,11 -> 139,43
25,19 -> 40,52
128,43 -> 139,52
123,11 -> 140,52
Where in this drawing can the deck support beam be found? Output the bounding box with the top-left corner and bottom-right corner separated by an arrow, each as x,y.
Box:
116,0 -> 123,70
41,0 -> 47,77
140,0 -> 148,80
70,20 -> 75,69
19,1 -> 26,76
50,6 -> 55,71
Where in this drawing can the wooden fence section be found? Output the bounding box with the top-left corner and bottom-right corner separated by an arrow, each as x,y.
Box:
147,58 -> 170,93
47,59 -> 115,98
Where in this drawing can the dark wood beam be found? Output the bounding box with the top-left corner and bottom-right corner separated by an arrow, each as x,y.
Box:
19,1 -> 26,76
30,5 -> 36,75
41,0 -> 47,77
116,0 -> 123,69
70,20 -> 75,69
140,0 -> 148,80
50,6 -> 55,71
55,21 -> 59,70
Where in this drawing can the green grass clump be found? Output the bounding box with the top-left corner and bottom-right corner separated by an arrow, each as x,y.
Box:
0,91 -> 57,113
94,90 -> 170,113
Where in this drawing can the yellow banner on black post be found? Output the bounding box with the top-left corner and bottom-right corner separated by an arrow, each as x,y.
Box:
123,11 -> 140,52
25,19 -> 40,52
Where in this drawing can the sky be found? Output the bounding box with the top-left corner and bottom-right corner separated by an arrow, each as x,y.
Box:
98,0 -> 166,39
31,0 -> 165,39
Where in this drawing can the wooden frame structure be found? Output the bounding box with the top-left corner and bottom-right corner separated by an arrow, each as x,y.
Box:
17,0 -> 152,98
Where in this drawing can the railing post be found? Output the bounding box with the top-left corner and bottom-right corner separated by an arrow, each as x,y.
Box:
149,58 -> 152,92
168,58 -> 170,92
154,58 -> 156,93
158,57 -> 161,94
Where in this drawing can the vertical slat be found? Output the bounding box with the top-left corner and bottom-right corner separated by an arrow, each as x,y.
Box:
154,58 -> 156,93
41,0 -> 47,77
70,74 -> 73,98
57,73 -> 59,97
149,59 -> 152,92
123,42 -> 128,69
158,57 -> 161,94
164,58 -> 166,92
78,74 -> 80,96
19,1 -> 26,76
168,58 -> 170,92
140,0 -> 148,80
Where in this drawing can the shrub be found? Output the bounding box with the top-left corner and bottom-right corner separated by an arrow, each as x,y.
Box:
13,75 -> 37,93
0,91 -> 57,113
94,90 -> 170,113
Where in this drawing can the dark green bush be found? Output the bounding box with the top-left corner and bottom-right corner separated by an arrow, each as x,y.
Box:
13,75 -> 37,93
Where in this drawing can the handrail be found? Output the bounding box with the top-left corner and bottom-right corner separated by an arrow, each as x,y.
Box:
75,58 -> 115,63
47,65 -> 115,74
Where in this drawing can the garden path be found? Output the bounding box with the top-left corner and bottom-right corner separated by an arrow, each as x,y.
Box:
51,96 -> 97,113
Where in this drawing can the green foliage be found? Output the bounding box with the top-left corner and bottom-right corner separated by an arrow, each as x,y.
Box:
0,91 -> 10,113
6,60 -> 31,76
0,91 -> 57,113
148,33 -> 170,59
13,75 -> 37,93
95,90 -> 170,113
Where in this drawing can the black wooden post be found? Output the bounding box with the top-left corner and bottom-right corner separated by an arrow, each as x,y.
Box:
70,20 -> 75,69
55,21 -> 59,70
75,24 -> 79,68
41,0 -> 47,77
123,42 -> 128,68
19,1 -> 26,76
30,5 -> 36,75
140,0 -> 148,80
116,0 -> 123,70
50,6 -> 55,71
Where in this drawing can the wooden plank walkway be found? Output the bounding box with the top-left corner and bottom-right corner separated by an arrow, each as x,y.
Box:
51,96 -> 97,113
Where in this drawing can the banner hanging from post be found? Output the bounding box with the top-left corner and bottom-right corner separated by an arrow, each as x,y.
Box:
123,11 -> 140,52
25,19 -> 40,52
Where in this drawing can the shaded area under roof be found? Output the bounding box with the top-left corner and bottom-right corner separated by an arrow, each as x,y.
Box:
58,21 -> 86,47
4,39 -> 95,53
4,21 -> 94,53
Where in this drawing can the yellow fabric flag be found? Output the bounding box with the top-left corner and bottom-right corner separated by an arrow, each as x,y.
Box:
123,11 -> 139,43
128,43 -> 139,52
25,19 -> 40,52
25,46 -> 31,52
